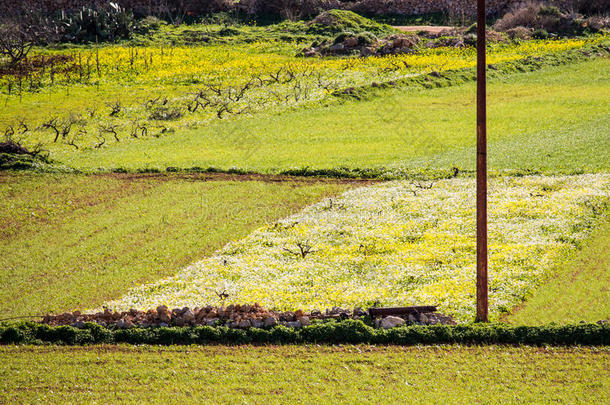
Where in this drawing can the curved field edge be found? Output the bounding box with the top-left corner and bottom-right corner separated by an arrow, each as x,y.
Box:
0,174 -> 352,318
508,215 -> 610,325
104,174 -> 610,323
56,53 -> 610,177
1,345 -> 608,403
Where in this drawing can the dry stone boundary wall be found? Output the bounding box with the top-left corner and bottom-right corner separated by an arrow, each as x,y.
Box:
7,0 -> 519,19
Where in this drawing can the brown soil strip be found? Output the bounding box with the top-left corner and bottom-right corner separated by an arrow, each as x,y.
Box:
394,25 -> 454,34
104,172 -> 380,185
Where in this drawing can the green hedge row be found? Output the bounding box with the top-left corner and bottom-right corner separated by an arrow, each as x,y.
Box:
1,320 -> 608,346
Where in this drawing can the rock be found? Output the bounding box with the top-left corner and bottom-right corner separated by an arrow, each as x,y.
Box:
353,307 -> 367,317
251,319 -> 264,328
264,316 -> 278,327
158,322 -> 168,327
183,309 -> 195,323
418,313 -> 429,324
196,310 -> 207,322
381,316 -> 405,329
329,43 -> 345,52
297,316 -> 311,326
238,319 -> 251,328
344,36 -> 358,47
285,321 -> 302,328
408,313 -> 417,323
157,305 -> 171,322
205,318 -> 219,326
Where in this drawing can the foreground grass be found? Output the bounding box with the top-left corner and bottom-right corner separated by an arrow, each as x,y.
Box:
0,345 -> 608,403
0,173 -> 349,318
509,216 -> 610,325
57,58 -> 609,174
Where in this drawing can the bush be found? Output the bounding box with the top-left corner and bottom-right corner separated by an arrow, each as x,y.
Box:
493,1 -> 597,37
506,26 -> 533,40
308,10 -> 393,36
58,4 -> 135,43
2,321 -> 609,346
532,28 -> 550,39
149,106 -> 183,121
134,16 -> 165,34
495,2 -> 551,32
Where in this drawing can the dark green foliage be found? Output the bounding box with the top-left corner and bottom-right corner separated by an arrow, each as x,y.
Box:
532,29 -> 550,40
2,321 -> 608,346
134,16 -> 165,35
366,12 -> 453,27
307,10 -> 395,37
58,4 -> 135,43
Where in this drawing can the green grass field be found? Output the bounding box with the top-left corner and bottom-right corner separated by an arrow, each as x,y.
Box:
1,20 -> 609,403
0,173 -> 350,318
509,216 -> 610,325
50,59 -> 609,174
1,345 -> 608,403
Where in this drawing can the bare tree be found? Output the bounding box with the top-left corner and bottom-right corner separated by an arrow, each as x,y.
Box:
0,22 -> 37,66
0,5 -> 58,67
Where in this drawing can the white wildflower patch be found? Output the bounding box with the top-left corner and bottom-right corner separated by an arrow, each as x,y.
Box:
104,174 -> 609,322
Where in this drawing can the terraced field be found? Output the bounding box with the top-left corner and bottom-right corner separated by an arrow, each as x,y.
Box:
1,9 -> 609,403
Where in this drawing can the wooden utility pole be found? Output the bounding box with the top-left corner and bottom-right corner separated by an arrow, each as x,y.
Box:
476,0 -> 488,322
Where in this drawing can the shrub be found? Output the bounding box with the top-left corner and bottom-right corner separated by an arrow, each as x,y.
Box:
493,1 -> 595,37
494,2 -> 548,31
307,10 -> 393,36
2,321 -> 609,346
149,106 -> 183,121
58,4 -> 135,43
506,26 -> 533,40
532,28 -> 550,39
134,16 -> 165,34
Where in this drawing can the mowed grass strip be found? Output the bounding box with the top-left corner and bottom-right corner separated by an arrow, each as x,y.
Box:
1,345 -> 608,404
0,173 -> 350,318
509,216 -> 610,325
60,58 -> 610,173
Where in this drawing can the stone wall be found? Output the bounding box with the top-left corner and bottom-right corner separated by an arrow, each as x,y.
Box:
3,0 -> 569,20
351,0 -> 515,17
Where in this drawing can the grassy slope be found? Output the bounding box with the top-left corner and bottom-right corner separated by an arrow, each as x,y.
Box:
0,174 -> 349,318
1,345 -> 608,403
509,216 -> 610,325
58,58 -> 609,173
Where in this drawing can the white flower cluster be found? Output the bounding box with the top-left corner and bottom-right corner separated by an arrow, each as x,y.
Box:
104,174 -> 609,322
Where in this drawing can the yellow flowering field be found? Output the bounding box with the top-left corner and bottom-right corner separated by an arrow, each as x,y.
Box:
20,36 -> 600,90
2,35 -> 603,152
104,174 -> 609,322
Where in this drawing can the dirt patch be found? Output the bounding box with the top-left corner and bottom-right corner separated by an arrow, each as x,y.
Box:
394,25 -> 455,34
105,172 -> 380,185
